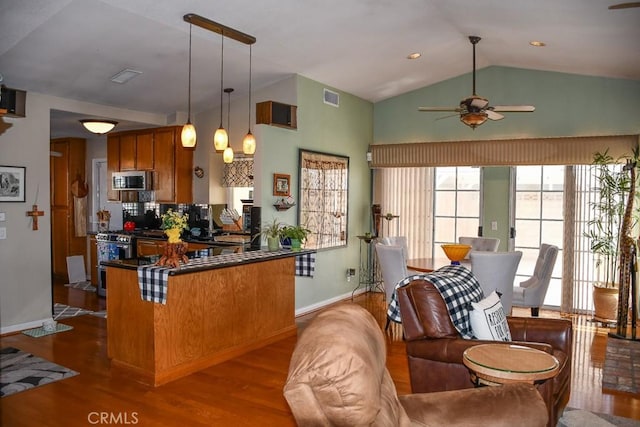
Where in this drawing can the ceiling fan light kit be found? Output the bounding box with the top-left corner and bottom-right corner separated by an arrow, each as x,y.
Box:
419,35 -> 535,129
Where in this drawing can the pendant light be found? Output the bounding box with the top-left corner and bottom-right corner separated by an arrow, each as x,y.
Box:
181,24 -> 197,148
213,33 -> 228,152
223,87 -> 234,163
242,44 -> 256,155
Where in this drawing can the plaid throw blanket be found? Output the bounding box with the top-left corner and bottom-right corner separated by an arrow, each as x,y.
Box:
137,265 -> 170,304
386,265 -> 484,339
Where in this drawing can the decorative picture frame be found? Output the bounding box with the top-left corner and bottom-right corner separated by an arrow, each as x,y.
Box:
0,165 -> 26,202
273,173 -> 291,196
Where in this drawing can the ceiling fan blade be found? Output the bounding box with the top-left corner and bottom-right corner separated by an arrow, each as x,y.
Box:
435,113 -> 461,121
608,2 -> 640,9
486,110 -> 504,121
418,107 -> 461,112
491,105 -> 535,112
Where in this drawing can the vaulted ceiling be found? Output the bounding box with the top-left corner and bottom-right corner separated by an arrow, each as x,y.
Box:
1,0 -> 639,137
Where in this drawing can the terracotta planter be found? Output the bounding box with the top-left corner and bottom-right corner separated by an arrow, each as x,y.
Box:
593,284 -> 619,323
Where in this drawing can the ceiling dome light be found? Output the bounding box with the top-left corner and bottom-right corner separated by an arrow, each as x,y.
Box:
80,120 -> 118,134
407,52 -> 421,60
529,40 -> 546,47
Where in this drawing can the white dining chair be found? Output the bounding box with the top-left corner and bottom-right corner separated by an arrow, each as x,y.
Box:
458,236 -> 501,259
513,244 -> 558,317
470,251 -> 522,315
375,243 -> 410,329
381,236 -> 410,261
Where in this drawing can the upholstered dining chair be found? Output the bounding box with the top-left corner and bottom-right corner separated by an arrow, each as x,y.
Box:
375,243 -> 410,329
458,236 -> 500,259
381,235 -> 410,261
470,251 -> 523,314
513,244 -> 559,316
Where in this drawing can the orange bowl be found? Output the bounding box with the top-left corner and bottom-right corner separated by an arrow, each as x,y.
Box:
440,244 -> 471,263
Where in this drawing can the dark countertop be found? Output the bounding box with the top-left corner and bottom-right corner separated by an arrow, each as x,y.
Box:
101,248 -> 315,276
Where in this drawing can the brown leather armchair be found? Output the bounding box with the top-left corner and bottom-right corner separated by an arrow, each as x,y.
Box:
397,279 -> 573,427
284,303 -> 548,426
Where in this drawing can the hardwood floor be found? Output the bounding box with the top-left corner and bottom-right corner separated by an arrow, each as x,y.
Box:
1,284 -> 639,426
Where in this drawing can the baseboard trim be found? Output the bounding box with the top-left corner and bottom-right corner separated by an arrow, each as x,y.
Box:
1,317 -> 52,336
295,287 -> 368,317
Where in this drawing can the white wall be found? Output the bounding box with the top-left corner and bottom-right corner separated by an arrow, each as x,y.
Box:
0,92 -> 168,333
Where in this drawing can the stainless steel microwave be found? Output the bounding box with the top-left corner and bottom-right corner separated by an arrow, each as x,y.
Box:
112,171 -> 152,190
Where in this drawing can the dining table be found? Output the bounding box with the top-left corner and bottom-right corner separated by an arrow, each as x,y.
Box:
407,257 -> 470,273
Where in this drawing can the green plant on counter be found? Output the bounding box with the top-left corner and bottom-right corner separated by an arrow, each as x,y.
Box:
280,225 -> 311,241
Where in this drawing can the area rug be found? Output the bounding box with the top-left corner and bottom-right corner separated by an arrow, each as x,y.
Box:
53,303 -> 93,320
64,281 -> 96,292
602,336 -> 640,395
558,408 -> 640,426
22,323 -> 73,338
0,347 -> 78,397
90,310 -> 107,319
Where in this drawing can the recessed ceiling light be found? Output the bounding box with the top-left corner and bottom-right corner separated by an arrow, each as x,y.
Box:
529,41 -> 546,47
110,68 -> 142,84
407,52 -> 421,60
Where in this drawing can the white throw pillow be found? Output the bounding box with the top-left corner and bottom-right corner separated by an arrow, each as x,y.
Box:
469,291 -> 511,341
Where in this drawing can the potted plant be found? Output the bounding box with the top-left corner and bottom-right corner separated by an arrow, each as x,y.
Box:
254,218 -> 284,251
280,224 -> 311,252
585,149 -> 638,323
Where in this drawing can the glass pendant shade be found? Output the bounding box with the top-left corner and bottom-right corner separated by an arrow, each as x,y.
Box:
242,130 -> 256,155
181,122 -> 197,148
214,127 -> 228,151
223,146 -> 234,163
460,112 -> 488,129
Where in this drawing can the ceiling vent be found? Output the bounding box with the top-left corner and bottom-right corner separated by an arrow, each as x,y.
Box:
323,88 -> 339,107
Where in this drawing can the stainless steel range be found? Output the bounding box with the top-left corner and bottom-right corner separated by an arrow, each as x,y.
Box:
96,232 -> 136,297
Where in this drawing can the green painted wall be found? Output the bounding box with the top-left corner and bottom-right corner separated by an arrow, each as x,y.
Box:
258,75 -> 374,311
373,67 -> 640,245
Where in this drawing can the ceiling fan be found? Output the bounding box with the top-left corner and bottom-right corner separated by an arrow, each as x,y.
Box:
418,36 -> 535,129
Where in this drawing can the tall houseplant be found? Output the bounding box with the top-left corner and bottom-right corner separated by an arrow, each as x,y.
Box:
585,149 -> 639,322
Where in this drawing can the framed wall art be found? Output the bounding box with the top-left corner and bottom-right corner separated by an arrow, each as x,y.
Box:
273,173 -> 291,196
299,150 -> 349,250
0,165 -> 26,202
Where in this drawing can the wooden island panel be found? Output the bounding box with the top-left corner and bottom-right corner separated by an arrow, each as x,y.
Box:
107,257 -> 296,386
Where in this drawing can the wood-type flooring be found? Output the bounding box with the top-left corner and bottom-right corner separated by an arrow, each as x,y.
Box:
0,283 -> 638,426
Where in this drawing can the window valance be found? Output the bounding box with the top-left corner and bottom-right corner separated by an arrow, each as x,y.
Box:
369,135 -> 639,168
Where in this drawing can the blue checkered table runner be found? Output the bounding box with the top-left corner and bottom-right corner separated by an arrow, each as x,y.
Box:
386,264 -> 484,339
137,250 -> 315,304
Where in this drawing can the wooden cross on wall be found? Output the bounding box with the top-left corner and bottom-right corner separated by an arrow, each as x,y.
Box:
26,204 -> 45,230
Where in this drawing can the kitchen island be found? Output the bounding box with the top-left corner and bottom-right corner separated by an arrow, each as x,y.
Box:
102,249 -> 314,386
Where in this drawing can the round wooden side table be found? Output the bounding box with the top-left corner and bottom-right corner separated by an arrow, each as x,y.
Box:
463,343 -> 560,386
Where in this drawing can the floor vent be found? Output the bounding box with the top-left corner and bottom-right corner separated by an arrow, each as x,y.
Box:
323,88 -> 339,107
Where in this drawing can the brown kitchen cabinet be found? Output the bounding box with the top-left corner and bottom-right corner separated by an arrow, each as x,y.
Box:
114,130 -> 154,171
256,100 -> 297,129
50,137 -> 87,281
106,126 -> 192,203
137,239 -> 165,257
153,126 -> 193,203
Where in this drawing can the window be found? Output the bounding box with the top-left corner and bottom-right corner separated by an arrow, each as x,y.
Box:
299,150 -> 349,250
433,167 -> 481,253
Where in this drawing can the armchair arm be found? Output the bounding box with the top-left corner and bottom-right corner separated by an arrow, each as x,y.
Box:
406,337 -> 553,365
520,276 -> 539,288
508,317 -> 573,358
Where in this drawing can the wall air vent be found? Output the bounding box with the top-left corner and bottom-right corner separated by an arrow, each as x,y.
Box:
323,88 -> 339,107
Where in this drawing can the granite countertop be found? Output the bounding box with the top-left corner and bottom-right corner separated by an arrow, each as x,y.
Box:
101,248 -> 315,276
